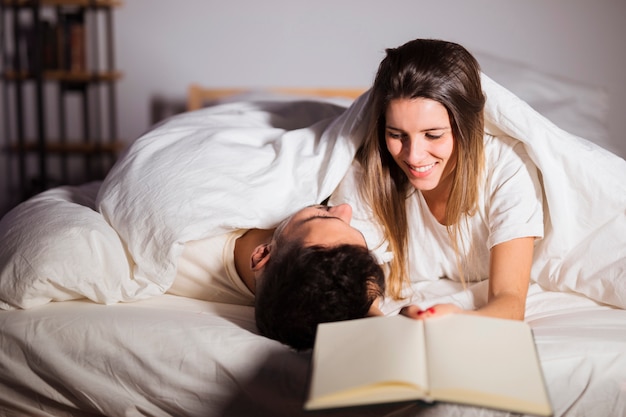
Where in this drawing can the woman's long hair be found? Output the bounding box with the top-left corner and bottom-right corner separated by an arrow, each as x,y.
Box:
356,39 -> 485,299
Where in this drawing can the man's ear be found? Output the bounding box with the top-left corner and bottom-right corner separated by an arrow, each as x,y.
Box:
250,243 -> 272,272
367,298 -> 384,317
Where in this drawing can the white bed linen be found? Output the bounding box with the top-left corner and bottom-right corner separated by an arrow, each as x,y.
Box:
1,285 -> 624,417
92,75 -> 625,312
2,75 -> 621,312
96,95 -> 369,296
481,75 -> 626,310
475,52 -> 612,154
0,62 -> 624,417
0,182 -> 133,309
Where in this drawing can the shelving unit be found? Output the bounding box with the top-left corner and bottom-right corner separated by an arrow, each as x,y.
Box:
0,0 -> 123,204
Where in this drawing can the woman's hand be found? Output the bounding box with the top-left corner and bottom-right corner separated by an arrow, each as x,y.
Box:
400,303 -> 462,320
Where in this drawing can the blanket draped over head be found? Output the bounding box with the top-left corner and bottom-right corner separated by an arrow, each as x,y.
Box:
3,76 -> 622,310
96,95 -> 371,299
96,75 -> 625,309
481,76 -> 625,309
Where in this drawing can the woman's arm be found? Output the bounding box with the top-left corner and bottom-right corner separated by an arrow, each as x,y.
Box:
401,236 -> 535,320
477,236 -> 535,320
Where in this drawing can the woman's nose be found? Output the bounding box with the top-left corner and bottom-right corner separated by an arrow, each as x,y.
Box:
405,137 -> 428,161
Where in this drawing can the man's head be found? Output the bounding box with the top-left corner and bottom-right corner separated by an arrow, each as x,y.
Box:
253,204 -> 385,350
250,204 -> 368,267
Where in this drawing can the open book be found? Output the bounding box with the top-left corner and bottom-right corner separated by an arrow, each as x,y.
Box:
305,314 -> 552,416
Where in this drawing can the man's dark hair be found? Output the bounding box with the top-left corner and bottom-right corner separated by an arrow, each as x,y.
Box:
255,242 -> 385,351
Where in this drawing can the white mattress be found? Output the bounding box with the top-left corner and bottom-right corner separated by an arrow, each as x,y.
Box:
1,285 -> 625,417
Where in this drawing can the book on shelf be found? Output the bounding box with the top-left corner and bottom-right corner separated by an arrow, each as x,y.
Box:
305,314 -> 553,416
17,9 -> 86,75
61,8 -> 86,73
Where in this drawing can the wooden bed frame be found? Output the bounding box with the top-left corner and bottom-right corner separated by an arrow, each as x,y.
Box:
186,84 -> 365,111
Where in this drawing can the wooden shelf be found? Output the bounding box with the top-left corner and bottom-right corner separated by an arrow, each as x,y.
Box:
3,70 -> 123,82
1,0 -> 122,201
6,140 -> 125,154
1,0 -> 122,7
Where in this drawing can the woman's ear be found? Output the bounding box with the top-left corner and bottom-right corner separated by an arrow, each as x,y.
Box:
250,243 -> 272,272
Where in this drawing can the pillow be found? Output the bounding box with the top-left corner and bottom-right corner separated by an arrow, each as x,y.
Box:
0,182 -> 135,310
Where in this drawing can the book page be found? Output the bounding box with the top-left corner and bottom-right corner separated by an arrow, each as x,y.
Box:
305,315 -> 428,410
424,315 -> 552,416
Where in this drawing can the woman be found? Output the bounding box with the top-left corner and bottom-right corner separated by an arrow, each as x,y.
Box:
333,38 -> 544,320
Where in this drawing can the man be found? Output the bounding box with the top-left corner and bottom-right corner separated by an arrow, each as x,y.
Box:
167,204 -> 385,350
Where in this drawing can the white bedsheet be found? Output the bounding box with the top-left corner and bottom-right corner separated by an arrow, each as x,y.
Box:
0,285 -> 624,417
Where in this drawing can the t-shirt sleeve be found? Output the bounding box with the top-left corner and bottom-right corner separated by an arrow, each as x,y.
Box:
485,135 -> 544,249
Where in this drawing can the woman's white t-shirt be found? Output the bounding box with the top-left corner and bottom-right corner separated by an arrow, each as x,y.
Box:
330,134 -> 544,284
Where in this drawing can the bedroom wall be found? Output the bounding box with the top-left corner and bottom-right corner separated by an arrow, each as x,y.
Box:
112,0 -> 625,154
1,0 -> 625,216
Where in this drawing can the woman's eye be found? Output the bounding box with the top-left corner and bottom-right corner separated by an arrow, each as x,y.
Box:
386,131 -> 403,140
426,133 -> 444,140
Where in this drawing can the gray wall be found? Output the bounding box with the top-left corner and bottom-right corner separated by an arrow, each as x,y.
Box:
114,0 -> 626,154
2,0 -> 625,215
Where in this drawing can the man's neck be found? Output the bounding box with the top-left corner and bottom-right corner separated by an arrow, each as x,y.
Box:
233,228 -> 275,294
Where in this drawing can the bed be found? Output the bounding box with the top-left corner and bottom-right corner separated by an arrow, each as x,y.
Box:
1,54 -> 625,417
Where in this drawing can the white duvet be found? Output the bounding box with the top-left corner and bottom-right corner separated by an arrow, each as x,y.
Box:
0,75 -> 624,311
95,75 -> 625,310
481,76 -> 626,309
96,94 -> 370,298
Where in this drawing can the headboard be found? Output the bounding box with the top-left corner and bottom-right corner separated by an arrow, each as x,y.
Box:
186,84 -> 365,111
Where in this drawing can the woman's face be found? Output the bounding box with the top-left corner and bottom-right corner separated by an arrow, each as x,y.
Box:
384,98 -> 456,197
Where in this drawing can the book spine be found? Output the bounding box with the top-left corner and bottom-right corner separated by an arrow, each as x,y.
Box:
42,20 -> 58,70
62,8 -> 86,73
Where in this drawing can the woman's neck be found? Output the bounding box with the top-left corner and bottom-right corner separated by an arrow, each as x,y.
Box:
421,178 -> 453,225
